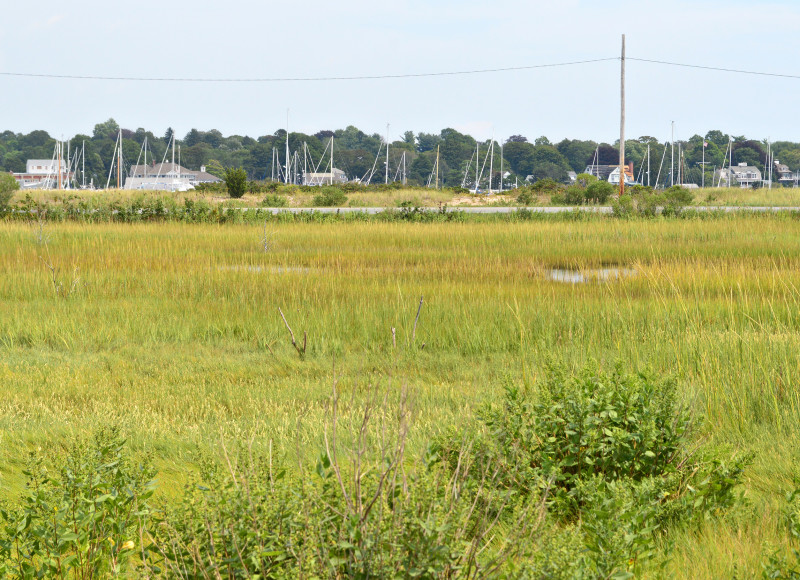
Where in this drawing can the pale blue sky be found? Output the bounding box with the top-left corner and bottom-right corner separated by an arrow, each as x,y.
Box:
2,0 -> 800,143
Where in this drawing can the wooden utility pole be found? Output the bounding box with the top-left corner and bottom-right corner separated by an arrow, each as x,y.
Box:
619,34 -> 626,196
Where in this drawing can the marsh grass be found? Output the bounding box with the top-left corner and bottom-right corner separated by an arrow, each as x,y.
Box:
2,215 -> 800,576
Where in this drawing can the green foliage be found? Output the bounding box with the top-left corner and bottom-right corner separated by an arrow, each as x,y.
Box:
0,173 -> 19,211
516,190 -> 534,205
261,193 -> 288,207
312,187 -> 347,207
0,428 -> 155,578
763,487 -> 800,578
435,363 -> 748,577
224,167 -> 248,198
586,180 -> 615,204
612,186 -> 695,217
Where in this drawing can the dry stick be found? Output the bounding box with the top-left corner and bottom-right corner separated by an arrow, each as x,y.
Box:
279,307 -> 305,357
412,296 -> 424,344
391,327 -> 396,349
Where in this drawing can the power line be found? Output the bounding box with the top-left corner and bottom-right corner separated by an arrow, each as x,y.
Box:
0,58 -> 618,83
628,57 -> 800,80
4,56 -> 800,84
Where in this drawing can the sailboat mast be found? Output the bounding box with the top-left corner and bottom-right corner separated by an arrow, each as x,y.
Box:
82,140 -> 86,188
66,139 -> 70,189
285,109 -> 290,185
436,145 -> 440,190
330,136 -> 334,185
489,136 -> 494,194
475,143 -> 479,191
500,141 -> 503,193
58,141 -> 62,191
385,124 -> 390,185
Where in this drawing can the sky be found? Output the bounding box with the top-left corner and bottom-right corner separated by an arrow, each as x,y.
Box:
2,0 -> 800,144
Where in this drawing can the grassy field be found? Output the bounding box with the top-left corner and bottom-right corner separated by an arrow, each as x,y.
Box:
2,215 -> 800,576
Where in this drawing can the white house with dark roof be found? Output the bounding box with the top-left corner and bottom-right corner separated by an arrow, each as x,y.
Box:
124,162 -> 221,191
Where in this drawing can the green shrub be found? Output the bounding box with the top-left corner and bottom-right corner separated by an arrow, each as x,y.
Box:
223,167 -> 248,198
261,193 -> 288,207
312,187 -> 347,207
563,185 -> 586,205
763,487 -> 800,578
532,178 -> 562,193
435,363 -> 748,577
0,173 -> 19,211
517,190 -> 534,205
586,180 -> 614,204
0,428 -> 155,577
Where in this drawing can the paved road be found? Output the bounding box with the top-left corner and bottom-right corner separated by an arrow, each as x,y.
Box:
251,206 -> 800,214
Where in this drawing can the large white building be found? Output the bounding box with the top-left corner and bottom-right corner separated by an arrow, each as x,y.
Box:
12,159 -> 73,189
302,168 -> 347,186
124,162 -> 221,191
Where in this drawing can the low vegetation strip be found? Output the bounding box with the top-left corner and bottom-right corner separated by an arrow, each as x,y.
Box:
1,218 -> 800,576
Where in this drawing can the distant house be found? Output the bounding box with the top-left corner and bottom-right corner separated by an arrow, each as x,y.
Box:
585,162 -> 635,184
124,162 -> 221,191
731,163 -> 761,188
12,159 -> 73,189
608,163 -> 636,186
774,161 -> 797,187
302,168 -> 347,186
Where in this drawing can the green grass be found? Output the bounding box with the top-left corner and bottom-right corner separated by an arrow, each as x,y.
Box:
2,215 -> 800,576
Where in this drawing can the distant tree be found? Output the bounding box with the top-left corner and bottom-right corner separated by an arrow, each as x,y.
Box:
534,136 -> 551,146
403,131 -> 415,146
205,159 -> 225,178
506,135 -> 528,143
416,132 -> 442,153
224,167 -> 248,198
597,144 -> 619,165
314,130 -> 335,140
93,119 -> 120,140
184,129 -> 201,147
705,130 -> 729,148
556,139 -> 598,173
163,127 -> 174,144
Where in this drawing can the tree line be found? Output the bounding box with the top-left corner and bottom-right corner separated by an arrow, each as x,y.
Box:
2,119 -> 799,188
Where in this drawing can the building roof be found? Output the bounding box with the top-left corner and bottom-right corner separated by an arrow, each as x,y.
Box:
729,165 -> 760,175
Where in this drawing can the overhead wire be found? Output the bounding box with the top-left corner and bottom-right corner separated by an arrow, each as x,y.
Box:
0,58 -> 617,83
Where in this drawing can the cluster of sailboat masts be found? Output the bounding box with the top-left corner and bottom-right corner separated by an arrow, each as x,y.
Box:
40,139 -> 90,190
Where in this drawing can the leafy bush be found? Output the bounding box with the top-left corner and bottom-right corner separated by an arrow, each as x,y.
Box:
611,185 -> 695,217
0,173 -> 19,212
532,178 -> 563,193
435,363 -> 749,576
312,187 -> 347,207
0,428 -> 155,577
562,185 -> 586,205
575,172 -> 598,186
517,190 -> 534,205
586,180 -> 615,204
763,486 -> 800,578
261,193 -> 288,207
224,167 -> 248,198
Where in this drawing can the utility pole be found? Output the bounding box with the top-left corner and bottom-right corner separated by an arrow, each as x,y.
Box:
619,34 -> 626,196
